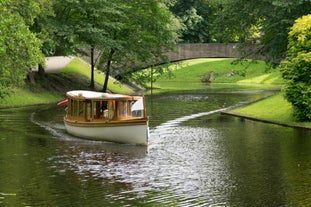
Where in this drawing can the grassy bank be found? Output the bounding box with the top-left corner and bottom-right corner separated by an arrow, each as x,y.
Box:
147,58 -> 283,92
228,93 -> 311,128
61,58 -> 133,94
0,58 -> 133,108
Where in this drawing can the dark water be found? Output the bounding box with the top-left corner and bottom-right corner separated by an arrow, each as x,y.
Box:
0,90 -> 310,206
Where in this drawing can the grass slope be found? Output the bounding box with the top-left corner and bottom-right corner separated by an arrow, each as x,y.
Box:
0,58 -> 133,108
61,58 -> 133,94
151,58 -> 283,91
231,93 -> 311,128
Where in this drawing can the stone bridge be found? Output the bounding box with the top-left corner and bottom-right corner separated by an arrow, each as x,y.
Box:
165,43 -> 260,62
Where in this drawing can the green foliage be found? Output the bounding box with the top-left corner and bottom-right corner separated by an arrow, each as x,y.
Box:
0,0 -> 44,97
281,15 -> 311,121
51,0 -> 179,91
96,0 -> 179,90
210,0 -> 311,64
169,0 -> 212,43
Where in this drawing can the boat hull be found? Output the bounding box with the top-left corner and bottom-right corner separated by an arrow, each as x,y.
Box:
64,120 -> 148,145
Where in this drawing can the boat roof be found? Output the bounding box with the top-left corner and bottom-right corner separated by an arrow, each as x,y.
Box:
66,90 -> 141,100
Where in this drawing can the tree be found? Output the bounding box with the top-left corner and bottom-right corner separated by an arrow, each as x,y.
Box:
0,0 -> 44,97
30,0 -> 55,77
210,0 -> 311,64
169,0 -> 213,43
97,0 -> 179,92
51,0 -> 125,90
280,14 -> 311,121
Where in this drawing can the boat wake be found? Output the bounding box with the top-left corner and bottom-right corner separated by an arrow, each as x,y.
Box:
30,110 -> 83,142
157,107 -> 232,128
31,111 -> 62,137
149,106 -> 233,146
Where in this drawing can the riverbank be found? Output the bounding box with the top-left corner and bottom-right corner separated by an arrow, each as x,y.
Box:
0,58 -> 134,108
222,93 -> 311,129
2,57 -> 310,130
142,58 -> 311,129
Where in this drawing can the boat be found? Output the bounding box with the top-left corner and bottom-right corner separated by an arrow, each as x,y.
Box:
59,90 -> 149,145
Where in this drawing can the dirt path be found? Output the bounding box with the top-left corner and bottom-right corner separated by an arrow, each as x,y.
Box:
45,56 -> 74,73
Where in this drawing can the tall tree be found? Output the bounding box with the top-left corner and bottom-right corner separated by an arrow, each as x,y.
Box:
98,0 -> 179,92
0,0 -> 44,97
51,0 -> 125,90
210,0 -> 311,64
280,15 -> 311,121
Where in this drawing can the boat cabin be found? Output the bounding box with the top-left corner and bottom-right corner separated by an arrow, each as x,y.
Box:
65,90 -> 146,123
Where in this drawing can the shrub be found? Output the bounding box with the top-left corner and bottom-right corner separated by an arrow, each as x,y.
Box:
280,14 -> 311,121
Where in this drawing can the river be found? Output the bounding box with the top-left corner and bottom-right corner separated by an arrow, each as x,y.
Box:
0,89 -> 310,206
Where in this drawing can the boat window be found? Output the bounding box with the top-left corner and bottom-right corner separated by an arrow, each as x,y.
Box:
131,98 -> 144,118
94,101 -> 100,119
131,109 -> 142,118
108,101 -> 115,119
86,101 -> 92,120
72,100 -> 78,117
78,101 -> 84,117
92,101 -> 108,119
102,101 -> 108,118
68,100 -> 85,118
67,99 -> 72,116
116,101 -> 130,118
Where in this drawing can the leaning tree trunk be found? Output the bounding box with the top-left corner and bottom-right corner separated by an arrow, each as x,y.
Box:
27,69 -> 36,84
90,47 -> 95,90
102,48 -> 115,92
38,63 -> 45,77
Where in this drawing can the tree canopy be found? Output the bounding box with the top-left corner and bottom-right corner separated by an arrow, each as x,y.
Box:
208,0 -> 311,64
50,0 -> 179,91
95,0 -> 180,92
1,0 -> 311,97
169,0 -> 212,43
169,0 -> 311,64
51,0 -> 127,89
0,0 -> 44,97
281,14 -> 311,121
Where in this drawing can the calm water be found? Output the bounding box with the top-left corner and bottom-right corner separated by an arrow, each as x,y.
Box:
0,89 -> 310,206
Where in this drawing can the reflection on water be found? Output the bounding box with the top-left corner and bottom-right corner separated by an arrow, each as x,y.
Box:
0,90 -> 310,206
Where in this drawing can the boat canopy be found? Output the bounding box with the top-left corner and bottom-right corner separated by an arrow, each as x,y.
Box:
66,90 -> 140,100
64,90 -> 146,121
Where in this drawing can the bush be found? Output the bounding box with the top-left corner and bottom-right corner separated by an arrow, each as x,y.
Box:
280,14 -> 311,121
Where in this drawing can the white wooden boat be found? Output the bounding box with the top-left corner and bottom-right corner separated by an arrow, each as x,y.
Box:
60,90 -> 148,145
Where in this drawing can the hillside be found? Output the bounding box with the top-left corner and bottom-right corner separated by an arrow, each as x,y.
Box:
150,58 -> 283,91
0,58 -> 133,108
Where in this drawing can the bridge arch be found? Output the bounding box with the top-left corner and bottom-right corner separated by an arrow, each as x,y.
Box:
166,43 -> 261,62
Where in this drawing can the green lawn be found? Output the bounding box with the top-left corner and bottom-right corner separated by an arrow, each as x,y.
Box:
149,58 -> 283,91
0,88 -> 61,108
0,57 -> 133,108
232,93 -> 294,122
231,93 -> 311,128
61,58 -> 133,94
